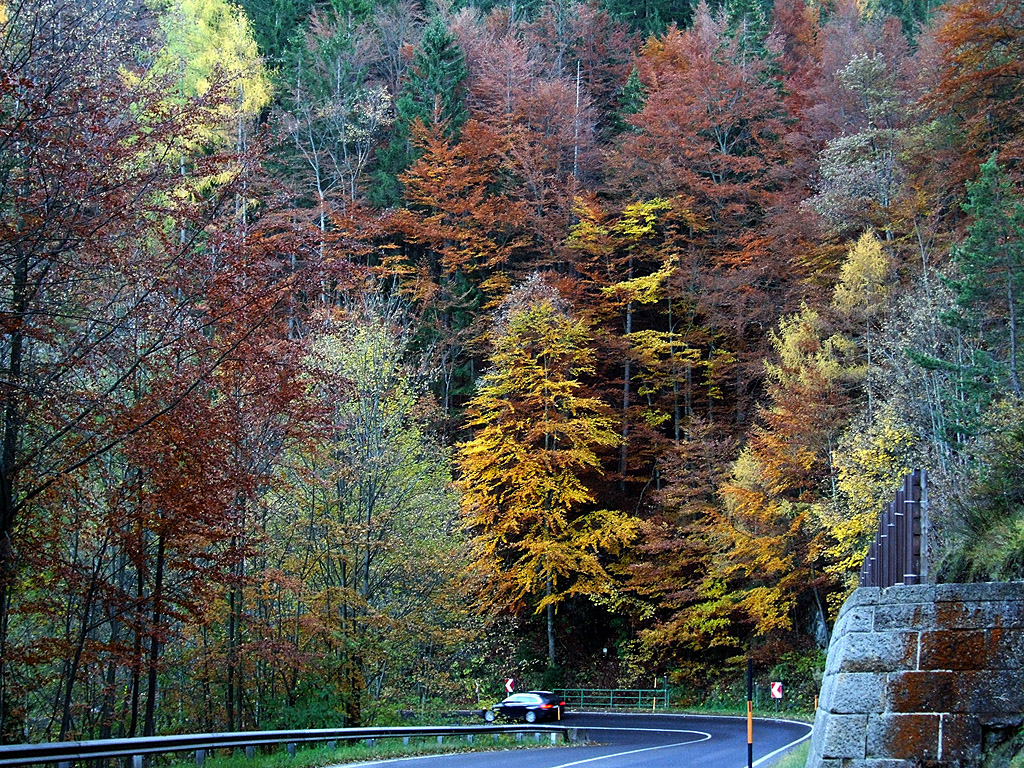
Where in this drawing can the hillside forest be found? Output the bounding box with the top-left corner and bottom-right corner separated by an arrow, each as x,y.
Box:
1,0 -> 1023,743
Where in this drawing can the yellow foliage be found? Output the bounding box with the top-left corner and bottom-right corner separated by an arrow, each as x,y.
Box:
818,408 -> 915,603
145,0 -> 271,142
457,279 -> 638,616
601,260 -> 675,305
833,231 -> 891,320
766,306 -> 861,389
611,199 -> 673,240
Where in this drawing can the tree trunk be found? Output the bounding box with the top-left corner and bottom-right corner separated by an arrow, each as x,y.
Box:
0,245 -> 28,742
546,576 -> 555,668
226,577 -> 236,730
143,533 -> 166,737
1007,271 -> 1021,397
59,545 -> 106,739
619,256 -> 634,489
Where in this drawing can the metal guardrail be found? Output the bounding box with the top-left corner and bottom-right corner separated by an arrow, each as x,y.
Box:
0,724 -> 572,767
859,469 -> 928,588
557,688 -> 670,709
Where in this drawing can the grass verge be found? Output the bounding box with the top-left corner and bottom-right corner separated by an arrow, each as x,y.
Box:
766,739 -> 810,768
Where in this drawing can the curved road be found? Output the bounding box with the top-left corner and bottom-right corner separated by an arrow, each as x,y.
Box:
343,712 -> 811,768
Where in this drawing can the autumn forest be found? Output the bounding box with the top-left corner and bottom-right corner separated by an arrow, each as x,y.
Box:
1,0 -> 1022,744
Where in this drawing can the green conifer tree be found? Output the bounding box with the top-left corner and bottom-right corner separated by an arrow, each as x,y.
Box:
238,0 -> 315,66
865,0 -> 939,38
947,154 -> 1024,399
369,16 -> 468,208
611,68 -> 647,134
601,0 -> 694,36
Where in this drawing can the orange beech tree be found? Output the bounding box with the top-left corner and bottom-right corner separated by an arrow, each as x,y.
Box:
457,275 -> 637,669
613,1 -> 794,430
389,118 -> 530,420
928,0 -> 1024,180
717,306 -> 861,652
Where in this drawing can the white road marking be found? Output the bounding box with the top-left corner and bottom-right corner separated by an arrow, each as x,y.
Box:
544,731 -> 712,768
747,729 -> 812,768
331,729 -> 711,768
573,727 -> 710,733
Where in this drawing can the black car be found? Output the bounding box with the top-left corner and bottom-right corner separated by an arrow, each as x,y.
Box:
483,691 -> 565,723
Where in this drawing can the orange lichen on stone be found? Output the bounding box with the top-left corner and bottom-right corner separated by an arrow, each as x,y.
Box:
867,713 -> 940,760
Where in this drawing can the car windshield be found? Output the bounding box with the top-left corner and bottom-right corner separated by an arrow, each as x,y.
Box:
503,694 -> 538,704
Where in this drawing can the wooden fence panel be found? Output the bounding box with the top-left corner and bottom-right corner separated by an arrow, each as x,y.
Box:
859,469 -> 926,588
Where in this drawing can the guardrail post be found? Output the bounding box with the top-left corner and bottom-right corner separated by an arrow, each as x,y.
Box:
245,746 -> 255,758
196,748 -> 206,766
327,740 -> 336,750
58,762 -> 70,768
287,742 -> 296,757
133,755 -> 143,768
403,736 -> 410,746
550,733 -> 557,744
437,735 -> 443,745
467,734 -> 474,745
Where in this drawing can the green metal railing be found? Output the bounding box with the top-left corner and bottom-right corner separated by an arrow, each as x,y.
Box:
556,688 -> 670,710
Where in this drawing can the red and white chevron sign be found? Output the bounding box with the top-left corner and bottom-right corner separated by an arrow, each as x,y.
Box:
770,681 -> 783,699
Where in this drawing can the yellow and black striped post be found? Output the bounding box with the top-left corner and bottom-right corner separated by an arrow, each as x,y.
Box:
747,659 -> 753,768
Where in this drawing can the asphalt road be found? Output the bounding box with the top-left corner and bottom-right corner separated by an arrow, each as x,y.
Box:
340,712 -> 812,768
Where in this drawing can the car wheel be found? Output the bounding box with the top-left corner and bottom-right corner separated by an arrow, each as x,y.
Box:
484,710 -> 496,722
525,710 -> 537,723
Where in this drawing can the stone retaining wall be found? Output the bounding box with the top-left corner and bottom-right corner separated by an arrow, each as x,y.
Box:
807,582 -> 1024,768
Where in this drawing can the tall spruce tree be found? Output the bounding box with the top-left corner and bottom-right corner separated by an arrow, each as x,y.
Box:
601,0 -> 694,37
866,0 -> 938,37
947,154 -> 1024,399
369,15 -> 468,207
238,0 -> 315,66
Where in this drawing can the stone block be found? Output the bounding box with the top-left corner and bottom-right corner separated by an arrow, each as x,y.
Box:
818,673 -> 837,710
866,713 -> 940,760
879,585 -> 936,605
818,714 -> 868,759
839,588 -> 881,617
830,672 -> 886,714
973,669 -> 1024,714
919,629 -> 990,670
834,605 -> 876,635
826,635 -> 848,676
857,761 -> 917,768
873,602 -> 935,632
886,670 -> 957,713
935,582 -> 1024,603
935,600 -> 1024,630
888,669 -> 1024,716
987,629 -> 1024,668
939,714 -> 983,762
839,632 -> 918,673
810,711 -> 827,756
